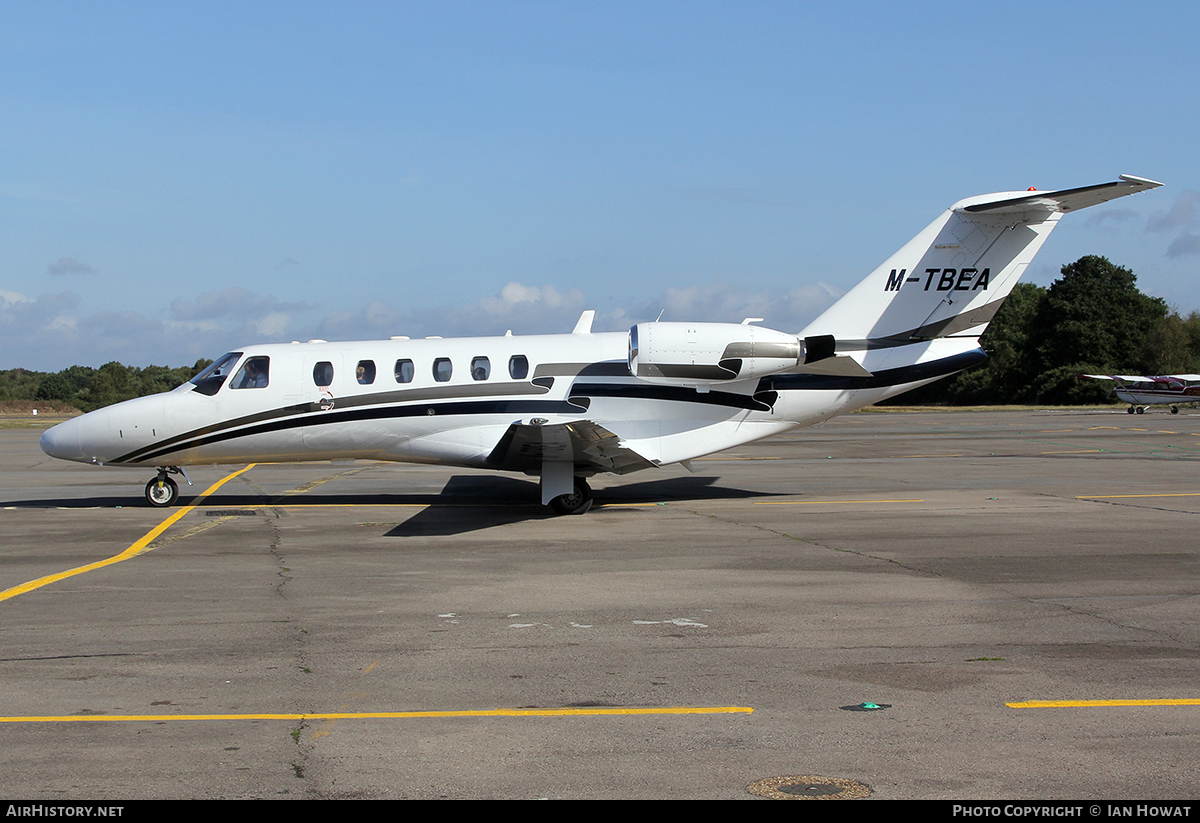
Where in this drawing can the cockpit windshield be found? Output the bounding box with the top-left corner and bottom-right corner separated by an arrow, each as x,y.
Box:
189,352 -> 243,396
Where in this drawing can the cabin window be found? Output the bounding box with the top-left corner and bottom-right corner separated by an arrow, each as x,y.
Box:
189,352 -> 242,396
471,356 -> 490,381
394,359 -> 414,384
313,361 -> 334,388
231,356 -> 270,389
508,355 -> 529,380
433,358 -> 453,382
356,360 -> 376,385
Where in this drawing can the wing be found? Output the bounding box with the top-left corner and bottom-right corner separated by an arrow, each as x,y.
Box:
485,419 -> 658,475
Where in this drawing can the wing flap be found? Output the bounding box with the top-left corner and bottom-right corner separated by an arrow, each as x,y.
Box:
486,419 -> 658,475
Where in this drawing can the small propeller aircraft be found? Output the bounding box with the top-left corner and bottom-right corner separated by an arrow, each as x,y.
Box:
41,175 -> 1162,513
1081,373 -> 1200,414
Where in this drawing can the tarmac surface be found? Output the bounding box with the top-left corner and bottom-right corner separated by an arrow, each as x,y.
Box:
1,408 -> 1198,800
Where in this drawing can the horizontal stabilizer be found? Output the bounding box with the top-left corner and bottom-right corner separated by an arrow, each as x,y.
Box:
959,175 -> 1162,215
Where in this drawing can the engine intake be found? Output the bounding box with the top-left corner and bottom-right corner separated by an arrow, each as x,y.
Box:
628,322 -> 802,386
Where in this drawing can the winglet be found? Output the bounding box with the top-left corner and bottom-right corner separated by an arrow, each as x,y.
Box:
572,310 -> 596,335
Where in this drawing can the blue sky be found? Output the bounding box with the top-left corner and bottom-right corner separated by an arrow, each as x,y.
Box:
2,1 -> 1197,370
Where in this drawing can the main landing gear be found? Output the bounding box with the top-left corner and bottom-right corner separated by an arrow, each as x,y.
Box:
549,477 -> 593,515
144,467 -> 191,507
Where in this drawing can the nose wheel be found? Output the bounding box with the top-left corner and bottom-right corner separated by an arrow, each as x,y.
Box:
145,475 -> 179,507
144,467 -> 189,507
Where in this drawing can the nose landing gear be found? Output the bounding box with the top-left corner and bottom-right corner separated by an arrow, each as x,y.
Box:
144,467 -> 191,507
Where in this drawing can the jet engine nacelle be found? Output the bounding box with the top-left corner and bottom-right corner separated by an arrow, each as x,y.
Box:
628,321 -> 802,386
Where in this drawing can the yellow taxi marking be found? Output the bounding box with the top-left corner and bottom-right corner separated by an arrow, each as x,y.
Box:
754,499 -> 923,506
0,706 -> 753,723
1007,699 -> 1200,708
0,464 -> 257,603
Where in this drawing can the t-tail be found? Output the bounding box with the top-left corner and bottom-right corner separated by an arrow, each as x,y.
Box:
793,174 -> 1163,405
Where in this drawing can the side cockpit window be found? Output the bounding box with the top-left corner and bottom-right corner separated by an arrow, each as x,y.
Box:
189,352 -> 243,396
231,356 -> 270,389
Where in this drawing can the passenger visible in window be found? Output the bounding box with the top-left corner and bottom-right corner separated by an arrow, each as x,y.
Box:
356,360 -> 376,384
471,356 -> 490,381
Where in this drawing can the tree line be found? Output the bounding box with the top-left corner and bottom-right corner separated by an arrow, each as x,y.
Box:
0,359 -> 213,413
897,255 -> 1200,405
1,255 -> 1195,411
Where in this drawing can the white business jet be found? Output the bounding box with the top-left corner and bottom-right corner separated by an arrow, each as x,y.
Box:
41,175 -> 1162,513
1081,373 -> 1200,414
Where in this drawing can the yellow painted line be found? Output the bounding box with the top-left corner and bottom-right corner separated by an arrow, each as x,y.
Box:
0,464 -> 257,603
1008,699 -> 1200,708
754,499 -> 923,506
1077,492 -> 1200,500
0,706 -> 753,723
899,453 -> 964,458
1041,449 -> 1103,454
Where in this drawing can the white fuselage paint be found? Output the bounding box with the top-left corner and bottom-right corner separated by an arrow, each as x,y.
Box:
39,330 -> 976,474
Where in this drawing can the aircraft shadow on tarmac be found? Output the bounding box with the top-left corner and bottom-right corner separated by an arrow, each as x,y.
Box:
8,475 -> 779,536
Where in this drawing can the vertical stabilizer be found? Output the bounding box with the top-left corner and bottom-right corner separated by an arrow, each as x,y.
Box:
801,176 -> 1162,346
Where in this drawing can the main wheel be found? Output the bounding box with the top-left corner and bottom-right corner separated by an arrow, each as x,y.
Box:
1172,406 -> 1179,414
1127,406 -> 1135,414
145,476 -> 179,507
1136,406 -> 1145,414
549,478 -> 592,515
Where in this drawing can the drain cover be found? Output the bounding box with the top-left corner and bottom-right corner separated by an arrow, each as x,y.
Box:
747,775 -> 871,800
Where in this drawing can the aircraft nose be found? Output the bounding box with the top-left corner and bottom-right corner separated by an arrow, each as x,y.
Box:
41,418 -> 86,462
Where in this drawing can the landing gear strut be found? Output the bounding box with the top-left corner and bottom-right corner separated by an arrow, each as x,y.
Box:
144,467 -> 189,507
550,477 -> 593,515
